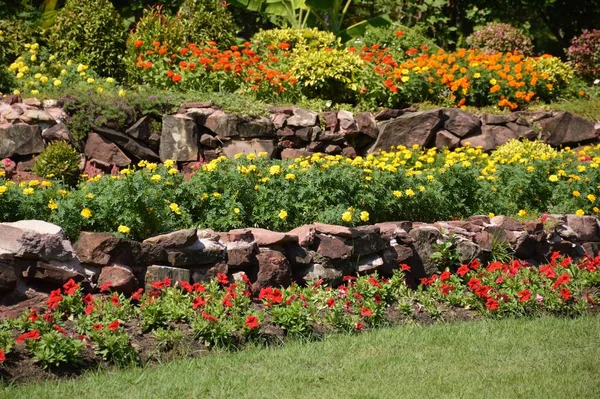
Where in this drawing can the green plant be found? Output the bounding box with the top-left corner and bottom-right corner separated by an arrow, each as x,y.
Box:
355,23 -> 438,60
29,330 -> 85,369
489,233 -> 513,263
430,232 -> 461,271
152,327 -> 185,351
466,23 -> 534,56
48,0 -> 126,78
567,29 -> 600,83
32,141 -> 81,186
178,0 -> 238,47
251,27 -> 338,50
91,328 -> 139,367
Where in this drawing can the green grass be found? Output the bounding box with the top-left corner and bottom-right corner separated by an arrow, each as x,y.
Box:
2,316 -> 599,398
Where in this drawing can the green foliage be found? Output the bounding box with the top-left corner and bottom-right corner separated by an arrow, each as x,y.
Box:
531,56 -> 574,90
152,327 -> 185,351
91,328 -> 139,367
251,27 -> 339,50
567,30 -> 600,83
178,0 -> 238,47
466,23 -> 534,56
49,0 -> 126,79
29,331 -> 85,369
354,23 -> 439,60
0,7 -> 43,64
32,141 -> 81,186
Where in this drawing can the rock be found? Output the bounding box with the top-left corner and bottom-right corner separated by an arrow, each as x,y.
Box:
565,215 -> 600,241
159,115 -> 198,162
20,110 -> 55,125
97,266 -> 137,295
184,101 -> 213,109
315,234 -> 351,260
229,228 -> 298,247
0,123 -> 44,158
322,111 -> 338,131
324,144 -> 342,154
582,242 -> 600,257
0,261 -> 17,293
481,113 -> 518,125
513,232 -> 538,259
555,223 -> 579,241
313,223 -> 356,238
22,98 -> 40,107
221,139 -> 277,159
295,126 -> 319,142
94,126 -> 160,161
237,117 -> 275,138
375,108 -> 403,121
356,112 -> 378,139
204,112 -> 239,139
269,106 -> 295,115
356,254 -> 384,273
22,260 -> 86,285
145,265 -> 191,291
143,229 -> 198,249
199,134 -> 219,149
287,225 -> 316,247
191,263 -> 228,284
186,108 -> 215,125
370,109 -> 442,153
455,239 -> 481,264
45,107 -> 68,122
374,222 -> 411,240
271,113 -> 288,129
3,94 -> 21,105
506,122 -> 537,140
338,110 -> 357,133
345,226 -> 388,257
252,249 -> 292,292
84,132 -> 131,167
284,245 -> 312,268
226,240 -> 258,268
287,108 -> 318,127
435,130 -> 460,149
461,124 -> 518,151
342,147 -> 357,158
42,122 -> 73,143
281,148 -> 313,159
74,232 -> 142,266
539,112 -> 597,145
490,216 -> 524,231
443,108 -> 481,137
296,263 -> 342,286
408,226 -> 443,275
126,116 -> 150,142
0,220 -> 74,262
166,239 -> 226,267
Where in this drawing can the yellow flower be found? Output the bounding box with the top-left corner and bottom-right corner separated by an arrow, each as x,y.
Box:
278,209 -> 288,220
145,162 -> 157,171
53,79 -> 62,87
87,78 -> 95,84
120,168 -> 131,175
150,174 -> 162,182
393,190 -> 402,198
257,152 -> 268,157
572,190 -> 581,197
489,78 -> 497,85
269,165 -> 282,175
28,180 -> 40,187
96,87 -> 104,93
47,199 -> 58,210
168,168 -> 178,175
16,72 -> 24,79
13,89 -> 20,95
233,208 -> 240,214
85,193 -> 94,199
587,194 -> 596,202
118,89 -> 126,97
117,225 -> 131,234
23,188 -> 34,195
488,212 -> 495,218
41,181 -> 52,187
60,69 -> 67,76
341,211 -> 353,222
106,77 -> 115,84
401,76 -> 410,83
360,211 -> 369,222
405,189 -> 415,197
213,192 -> 222,198
31,89 -> 39,95
548,175 -> 559,182
473,72 -> 481,78
58,189 -> 68,196
164,159 -> 175,168
246,154 -> 256,160
576,209 -> 585,216
594,207 -> 599,213
169,203 -> 182,215
81,208 -> 92,219
518,209 -> 527,217
285,173 -> 296,180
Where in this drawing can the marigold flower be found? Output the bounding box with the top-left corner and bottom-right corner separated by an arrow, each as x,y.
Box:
360,211 -> 369,222
576,209 -> 585,216
134,40 -> 144,48
279,209 -> 288,220
81,208 -> 92,219
572,190 -> 581,197
341,211 -> 353,222
117,225 -> 130,234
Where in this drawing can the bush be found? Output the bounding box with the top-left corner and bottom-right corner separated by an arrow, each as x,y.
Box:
0,6 -> 43,64
32,141 -> 81,186
466,23 -> 534,56
49,0 -> 126,79
251,28 -> 339,51
567,29 -> 600,83
178,0 -> 238,48
354,23 -> 439,61
530,55 -> 575,91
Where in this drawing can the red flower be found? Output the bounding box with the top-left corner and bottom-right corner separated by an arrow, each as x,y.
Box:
47,289 -> 63,310
278,42 -> 290,50
16,330 -> 40,344
495,276 -> 504,284
217,273 -> 229,286
63,279 -> 79,295
192,283 -> 206,293
107,320 -> 120,331
559,288 -> 572,301
400,263 -> 411,272
355,322 -> 364,332
179,281 -> 193,293
485,298 -> 499,311
368,277 -> 382,288
244,315 -> 259,330
517,289 -> 531,303
439,271 -> 451,281
143,61 -> 152,69
110,294 -> 121,306
100,282 -> 112,293
560,256 -> 572,267
180,48 -> 189,55
43,312 -> 54,323
467,277 -> 481,291
202,312 -> 218,322
134,40 -> 144,48
539,265 -> 556,279
470,259 -> 481,270
192,296 -> 206,309
394,30 -> 405,37
457,264 -> 470,277
353,292 -> 363,301
152,41 -> 161,47
552,273 -> 571,289
240,273 -> 252,286
222,295 -> 233,308
83,293 -> 95,305
131,288 -> 144,301
360,307 -> 373,317
342,275 -> 357,282
26,309 -> 39,323
326,298 -> 335,308
53,324 -> 67,335
0,350 -> 5,362
85,304 -> 94,315
440,283 -> 455,296
166,70 -> 175,78
93,323 -> 103,331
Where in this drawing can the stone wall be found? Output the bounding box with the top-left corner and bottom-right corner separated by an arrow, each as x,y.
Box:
2,214 -> 600,312
1,94 -> 600,177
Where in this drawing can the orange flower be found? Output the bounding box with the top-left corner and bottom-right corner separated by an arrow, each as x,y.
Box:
395,30 -> 405,37
152,41 -> 161,47
134,40 -> 144,48
180,48 -> 189,55
490,84 -> 501,93
143,61 -> 152,69
158,47 -> 167,55
278,42 -> 290,50
172,74 -> 182,83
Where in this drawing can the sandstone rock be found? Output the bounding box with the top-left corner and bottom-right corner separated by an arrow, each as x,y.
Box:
443,108 -> 481,137
281,148 -> 314,159
143,229 -> 198,249
370,109 -> 442,153
3,94 -> 21,105
95,126 -> 159,161
271,113 -> 288,129
166,239 -> 225,267
74,232 -> 142,266
408,226 -> 442,275
269,106 -> 295,115
252,249 -> 292,291
324,144 -> 342,154
461,124 -> 518,151
506,122 -> 537,140
490,216 -> 524,231
186,108 -> 215,125
300,263 -> 343,286
237,117 -> 275,138
160,115 -> 198,162
42,122 -> 73,143
582,242 -> 600,257
315,234 -> 351,260
98,266 -> 137,295
126,116 -> 150,142
229,228 -> 298,247
338,110 -> 357,133
199,134 -> 219,149
226,240 -> 258,268
0,220 -> 74,262
356,112 -> 378,139
22,260 -> 86,285
184,101 -> 213,109
145,265 -> 190,291
539,112 -> 597,145
0,124 -> 44,158
481,113 -> 518,125
287,108 -> 318,127
191,263 -> 228,284
20,110 -> 55,125
342,147 -> 357,158
84,132 -> 131,167
322,111 -> 338,131
288,225 -> 316,247
22,98 -> 40,108
435,130 -> 460,149
565,215 -> 600,241
0,262 -> 17,293
356,254 -> 384,273
295,126 -> 320,142
345,226 -> 387,257
313,223 -> 356,238
374,108 -> 403,121
222,139 -> 277,159
455,239 -> 481,264
204,112 -> 239,138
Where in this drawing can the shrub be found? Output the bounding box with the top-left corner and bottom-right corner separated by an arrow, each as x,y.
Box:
32,141 -> 81,186
178,0 -> 238,48
0,7 -> 43,64
48,0 -> 126,79
466,23 -> 534,56
354,23 -> 439,61
251,28 -> 339,51
530,55 -> 575,92
567,29 -> 600,83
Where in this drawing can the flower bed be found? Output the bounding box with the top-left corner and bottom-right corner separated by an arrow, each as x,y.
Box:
0,253 -> 598,382
2,141 -> 600,240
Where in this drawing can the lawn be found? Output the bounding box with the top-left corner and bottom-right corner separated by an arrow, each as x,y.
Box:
2,316 -> 598,399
